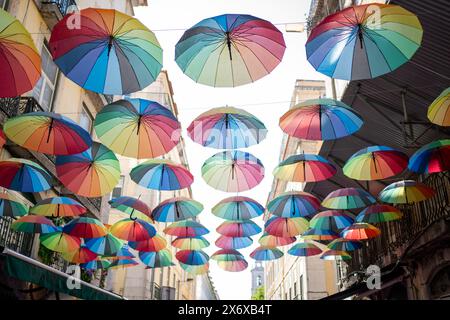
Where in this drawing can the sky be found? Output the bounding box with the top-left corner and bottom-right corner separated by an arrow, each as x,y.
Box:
134,0 -> 330,300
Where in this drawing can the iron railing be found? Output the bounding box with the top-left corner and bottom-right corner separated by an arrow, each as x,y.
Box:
0,217 -> 34,256
0,97 -> 44,118
41,0 -> 77,16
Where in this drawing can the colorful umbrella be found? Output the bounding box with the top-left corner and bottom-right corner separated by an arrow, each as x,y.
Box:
187,106 -> 267,149
164,220 -> 209,237
39,231 -> 82,253
49,8 -> 162,95
109,196 -> 152,221
322,188 -> 376,209
343,146 -> 408,180
56,142 -> 120,197
428,88 -> 450,126
109,218 -> 156,242
63,217 -> 107,239
378,180 -> 435,204
152,197 -> 203,222
217,260 -> 248,272
306,3 -> 423,81
211,249 -> 244,262
30,197 -> 86,218
0,158 -> 52,192
273,154 -> 336,182
267,191 -> 321,218
180,262 -> 209,275
279,98 -> 363,140
321,250 -> 351,261
212,196 -> 264,221
301,228 -> 340,241
105,245 -> 136,260
201,150 -> 264,192
176,250 -> 209,266
264,216 -> 309,237
216,220 -> 261,237
130,159 -> 193,191
171,236 -> 210,250
108,259 -> 138,269
84,233 -> 123,256
327,238 -> 362,252
250,246 -> 283,261
356,204 -> 403,224
0,192 -> 28,217
258,233 -> 296,247
4,112 -> 92,156
215,235 -> 253,250
11,215 -> 57,234
140,249 -> 174,268
288,242 -> 322,257
175,13 -> 285,87
94,98 -> 180,159
81,259 -> 111,270
128,234 -> 167,252
0,8 -> 41,97
408,140 -> 450,174
341,223 -> 381,240
309,210 -> 355,230
62,245 -> 98,263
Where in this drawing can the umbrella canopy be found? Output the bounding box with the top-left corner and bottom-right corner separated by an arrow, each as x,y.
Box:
321,250 -> 351,261
327,238 -> 362,252
109,196 -> 152,221
301,228 -> 340,241
49,8 -> 162,95
210,249 -> 244,262
62,246 -> 98,263
39,231 -> 82,253
175,13 -> 285,87
0,8 -> 41,97
288,242 -> 322,257
408,140 -> 450,174
84,233 -> 123,256
81,259 -> 111,270
139,249 -> 173,268
379,180 -> 435,204
11,215 -> 57,234
428,88 -> 450,126
180,262 -> 209,275
109,218 -> 156,242
309,210 -> 355,230
176,250 -> 209,266
215,235 -> 253,250
0,192 -> 29,217
356,204 -> 403,224
63,217 -> 107,239
56,142 -> 120,197
322,188 -> 376,209
267,191 -> 320,218
341,223 -> 381,240
4,112 -> 92,156
94,98 -> 180,159
164,220 -> 209,237
108,259 -> 138,269
130,159 -> 193,191
152,197 -> 203,222
0,158 -> 52,192
343,146 -> 408,180
306,3 -> 423,81
201,150 -> 264,192
128,234 -> 167,252
217,260 -> 248,272
273,154 -> 336,182
212,196 -> 264,221
187,106 -> 267,149
264,216 -> 309,237
250,246 -> 283,261
171,236 -> 210,250
258,233 -> 296,247
30,197 -> 86,218
279,98 -> 363,140
105,245 -> 135,260
216,220 -> 261,237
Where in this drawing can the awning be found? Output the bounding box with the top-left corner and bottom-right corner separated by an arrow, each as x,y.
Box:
1,248 -> 124,300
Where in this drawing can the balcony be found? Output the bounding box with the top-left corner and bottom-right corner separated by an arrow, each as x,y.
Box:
40,0 -> 78,29
0,217 -> 34,257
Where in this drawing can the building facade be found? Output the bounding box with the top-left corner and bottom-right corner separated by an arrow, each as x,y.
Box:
251,262 -> 264,297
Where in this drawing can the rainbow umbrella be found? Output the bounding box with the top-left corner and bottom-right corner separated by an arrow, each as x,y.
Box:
187,106 -> 267,149
94,98 -> 180,159
81,259 -> 111,270
11,215 -> 57,234
176,250 -> 209,266
321,250 -> 351,261
49,8 -> 162,95
0,128 -> 6,149
302,228 -> 340,241
128,234 -> 167,252
343,146 -> 408,180
267,191 -> 321,218
30,197 -> 86,218
264,216 -> 309,237
63,217 -> 107,239
428,88 -> 450,126
108,259 -> 138,269
217,260 -> 248,272
0,8 -> 41,97
250,247 -> 283,261
84,233 -> 123,256
105,245 -> 136,260
109,218 -> 156,242
40,231 -> 82,253
171,236 -> 210,250
309,210 -> 355,230
180,262 -> 209,275
175,14 -> 285,87
201,150 -> 264,192
109,196 -> 152,221
327,238 -> 362,252
0,192 -> 29,217
258,233 -> 296,247
273,154 -> 336,182
341,223 -> 381,240
379,180 -> 435,204
130,159 -> 193,191
211,249 -> 244,262
322,188 -> 376,209
4,112 -> 92,156
0,158 -> 52,192
216,220 -> 261,237
279,99 -> 363,140
212,196 -> 264,221
164,220 -> 209,237
408,140 -> 450,174
306,3 -> 423,81
215,235 -> 253,250
152,197 -> 203,222
356,204 -> 403,224
139,249 -> 173,268
288,242 -> 322,257
56,142 -> 120,197
62,245 -> 98,264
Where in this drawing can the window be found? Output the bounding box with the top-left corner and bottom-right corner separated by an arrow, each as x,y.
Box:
79,103 -> 93,133
0,0 -> 9,10
111,176 -> 125,199
299,275 -> 304,300
293,282 -> 298,300
33,42 -> 58,111
256,275 -> 262,287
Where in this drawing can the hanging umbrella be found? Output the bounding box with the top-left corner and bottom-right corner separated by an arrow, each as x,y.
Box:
267,191 -> 320,218
279,98 -> 363,140
378,180 -> 435,204
152,197 -> 203,222
273,154 -> 336,182
216,220 -> 261,237
408,140 -> 450,174
217,260 -> 248,272
39,231 -> 82,253
309,210 -> 355,230
0,128 -> 6,149
343,146 -> 408,180
258,233 -> 296,247
108,259 -> 138,269
0,192 -> 29,217
94,98 -> 180,159
212,196 -> 264,221
301,228 -> 340,241
321,250 -> 351,261
264,216 -> 309,237
356,204 -> 403,224
211,249 -> 244,262
187,106 -> 267,149
0,158 -> 52,192
4,112 -> 92,156
201,150 -> 264,192
29,197 -> 86,218
341,223 -> 381,240
81,259 -> 111,271
164,220 -> 209,237
11,215 -> 57,234
250,246 -> 283,261
288,242 -> 322,257
306,3 -> 423,81
109,196 -> 152,222
175,13 -> 285,87
171,236 -> 210,250
428,88 -> 450,126
0,8 -> 41,97
180,262 -> 209,275
62,245 -> 98,264
176,250 -> 209,266
84,233 -> 123,256
139,249 -> 173,268
130,159 -> 193,191
55,142 -> 120,197
327,238 -> 362,252
63,217 -> 107,239
49,8 -> 162,95
322,188 -> 376,209
128,234 -> 167,252
104,245 -> 135,260
215,235 -> 253,250
109,218 -> 156,242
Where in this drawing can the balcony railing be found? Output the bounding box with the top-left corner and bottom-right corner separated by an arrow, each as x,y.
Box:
0,217 -> 34,256
0,97 -> 44,118
41,0 -> 77,17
